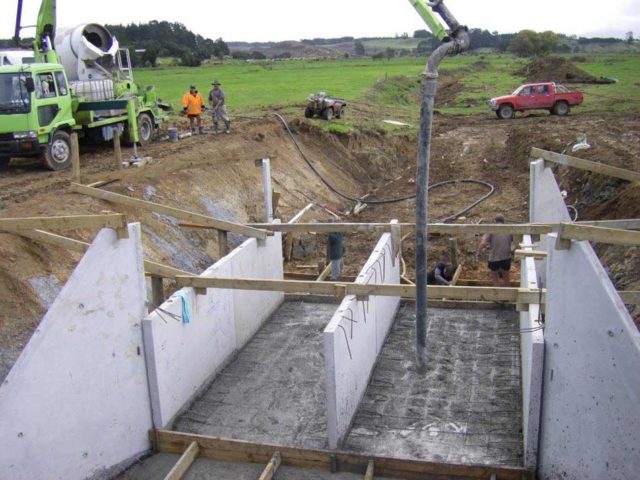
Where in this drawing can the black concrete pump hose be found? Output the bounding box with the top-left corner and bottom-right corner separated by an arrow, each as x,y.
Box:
271,113 -> 494,222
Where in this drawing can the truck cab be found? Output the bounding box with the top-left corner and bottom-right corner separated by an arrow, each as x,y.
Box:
0,63 -> 75,170
489,82 -> 584,119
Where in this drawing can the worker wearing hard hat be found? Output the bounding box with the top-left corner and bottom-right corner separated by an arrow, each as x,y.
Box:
182,85 -> 205,134
208,80 -> 231,134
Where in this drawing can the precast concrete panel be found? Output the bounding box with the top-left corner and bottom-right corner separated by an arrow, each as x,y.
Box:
0,224 -> 150,480
538,235 -> 640,479
324,229 -> 400,449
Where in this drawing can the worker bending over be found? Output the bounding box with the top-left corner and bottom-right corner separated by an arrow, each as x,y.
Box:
182,85 -> 205,134
475,214 -> 516,287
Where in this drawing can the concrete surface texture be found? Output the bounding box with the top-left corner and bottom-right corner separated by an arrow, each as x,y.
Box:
0,224 -> 151,480
538,235 -> 640,480
119,453 -> 391,479
519,236 -> 544,469
343,303 -> 523,466
142,231 -> 284,429
325,229 -> 400,449
174,301 -> 337,449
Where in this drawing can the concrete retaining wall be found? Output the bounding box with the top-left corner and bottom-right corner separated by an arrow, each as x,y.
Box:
530,158 -> 640,478
0,224 -> 151,480
538,235 -> 640,479
143,232 -> 283,429
519,235 -> 544,469
324,226 -> 401,449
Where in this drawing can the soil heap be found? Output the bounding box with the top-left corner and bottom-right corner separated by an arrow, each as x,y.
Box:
515,56 -> 615,84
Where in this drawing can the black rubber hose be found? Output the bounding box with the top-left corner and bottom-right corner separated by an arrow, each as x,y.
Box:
272,112 -> 494,220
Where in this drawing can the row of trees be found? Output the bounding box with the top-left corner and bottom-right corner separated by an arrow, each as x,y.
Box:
106,21 -> 229,67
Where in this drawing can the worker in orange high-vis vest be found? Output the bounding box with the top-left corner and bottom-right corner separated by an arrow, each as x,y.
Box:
182,85 -> 206,134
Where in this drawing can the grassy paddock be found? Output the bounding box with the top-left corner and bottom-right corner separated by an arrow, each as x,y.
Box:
134,53 -> 640,117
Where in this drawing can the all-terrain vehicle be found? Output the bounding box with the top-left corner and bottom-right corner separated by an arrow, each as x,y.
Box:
304,92 -> 346,120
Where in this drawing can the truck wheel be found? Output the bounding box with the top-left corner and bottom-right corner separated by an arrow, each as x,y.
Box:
322,108 -> 334,121
552,101 -> 569,116
336,106 -> 345,119
41,130 -> 73,171
137,113 -> 154,144
497,104 -> 514,120
304,107 -> 314,118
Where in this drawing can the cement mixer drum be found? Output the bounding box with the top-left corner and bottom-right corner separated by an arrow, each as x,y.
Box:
54,23 -> 119,82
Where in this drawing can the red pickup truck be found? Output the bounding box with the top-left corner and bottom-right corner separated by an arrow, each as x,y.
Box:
489,82 -> 584,119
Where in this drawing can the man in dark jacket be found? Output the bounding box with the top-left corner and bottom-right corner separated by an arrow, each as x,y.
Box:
427,262 -> 453,285
328,232 -> 344,281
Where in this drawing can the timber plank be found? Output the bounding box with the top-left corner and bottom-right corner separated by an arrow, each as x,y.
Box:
70,183 -> 267,239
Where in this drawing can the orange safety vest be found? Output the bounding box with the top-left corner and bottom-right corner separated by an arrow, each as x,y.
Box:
182,91 -> 204,115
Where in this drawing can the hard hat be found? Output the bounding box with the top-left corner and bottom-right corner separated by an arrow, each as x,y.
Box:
212,80 -> 221,85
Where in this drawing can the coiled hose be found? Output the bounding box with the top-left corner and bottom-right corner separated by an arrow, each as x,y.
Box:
272,112 -> 495,221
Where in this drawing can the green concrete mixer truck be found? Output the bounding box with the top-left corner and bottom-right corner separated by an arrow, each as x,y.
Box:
0,0 -> 166,171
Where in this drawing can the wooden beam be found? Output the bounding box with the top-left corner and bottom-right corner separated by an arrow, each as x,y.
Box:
248,222 -> 553,235
286,203 -> 314,262
619,291 -> 640,305
163,441 -> 199,480
0,214 -> 127,237
113,129 -> 123,170
174,276 -> 545,304
514,249 -> 547,259
364,460 -> 374,480
559,223 -> 640,246
450,264 -> 463,286
531,147 -> 640,183
258,451 -> 281,480
576,218 -> 640,231
316,263 -> 332,281
154,430 -> 534,480
1,227 -> 190,279
70,183 -> 267,240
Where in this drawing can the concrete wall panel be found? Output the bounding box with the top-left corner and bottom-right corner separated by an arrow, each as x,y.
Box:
0,224 -> 150,480
519,235 -> 544,469
143,231 -> 284,429
324,229 -> 400,449
538,235 -> 640,480
229,232 -> 284,349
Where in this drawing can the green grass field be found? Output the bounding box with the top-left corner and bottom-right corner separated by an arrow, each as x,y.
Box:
134,53 -> 640,119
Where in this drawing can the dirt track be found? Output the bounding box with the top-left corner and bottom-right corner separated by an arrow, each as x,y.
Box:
1,108 -> 639,377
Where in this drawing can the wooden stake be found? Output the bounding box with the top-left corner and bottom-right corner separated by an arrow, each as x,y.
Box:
113,127 -> 123,170
217,230 -> 228,258
151,276 -> 164,310
71,132 -> 81,184
448,237 -> 459,271
364,460 -> 374,480
163,441 -> 199,480
258,451 -> 281,480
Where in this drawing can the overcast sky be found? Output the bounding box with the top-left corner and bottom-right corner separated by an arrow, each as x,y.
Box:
3,0 -> 639,43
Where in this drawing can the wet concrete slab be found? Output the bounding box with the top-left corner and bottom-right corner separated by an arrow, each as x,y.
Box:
343,303 -> 523,466
173,300 -> 335,450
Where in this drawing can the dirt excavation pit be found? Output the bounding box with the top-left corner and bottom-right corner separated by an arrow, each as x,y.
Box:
1,109 -> 640,380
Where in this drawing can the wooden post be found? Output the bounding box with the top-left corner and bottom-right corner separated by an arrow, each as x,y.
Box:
113,126 -> 123,170
163,441 -> 199,480
448,237 -> 459,271
257,452 -> 281,480
364,460 -> 374,480
71,132 -> 81,184
151,276 -> 164,310
217,230 -> 228,258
